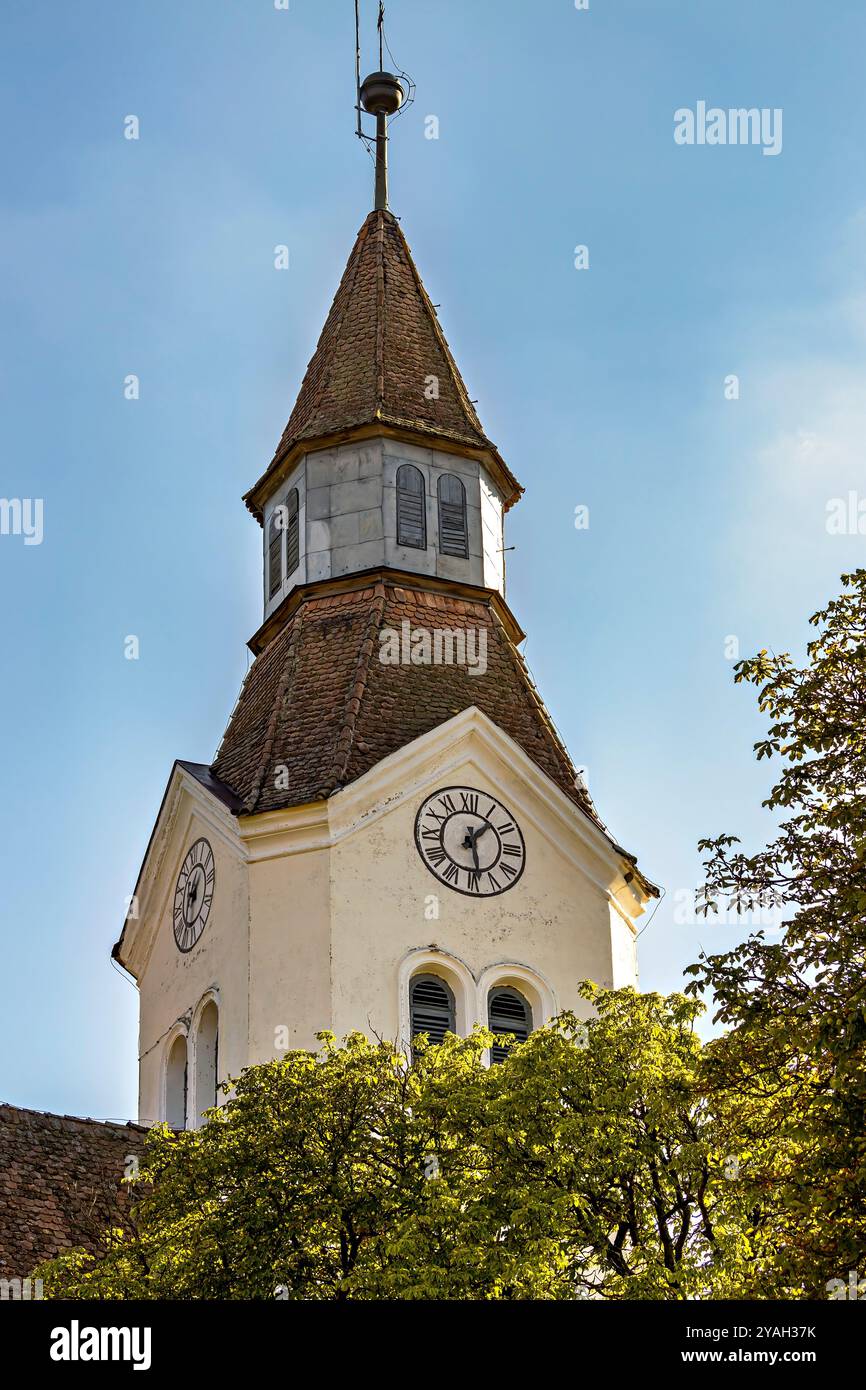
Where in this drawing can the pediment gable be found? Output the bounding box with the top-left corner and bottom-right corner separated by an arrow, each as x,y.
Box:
113,762 -> 245,980
241,707 -> 656,927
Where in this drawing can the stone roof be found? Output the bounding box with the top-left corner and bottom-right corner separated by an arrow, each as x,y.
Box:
244,210 -> 522,519
0,1105 -> 147,1281
212,576 -> 597,823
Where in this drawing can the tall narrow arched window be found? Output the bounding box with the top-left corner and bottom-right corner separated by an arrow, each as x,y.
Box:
410,974 -> 455,1047
396,464 -> 427,549
194,1001 -> 219,1126
267,510 -> 282,599
437,473 -> 468,558
488,987 -> 532,1064
166,1035 -> 188,1129
285,488 -> 300,576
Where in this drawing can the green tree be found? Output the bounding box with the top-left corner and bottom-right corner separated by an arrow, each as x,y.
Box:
690,568 -> 866,1295
37,989 -> 763,1301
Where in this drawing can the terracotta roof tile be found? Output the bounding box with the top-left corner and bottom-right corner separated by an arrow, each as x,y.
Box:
0,1105 -> 147,1280
244,211 -> 520,516
212,578 -> 596,823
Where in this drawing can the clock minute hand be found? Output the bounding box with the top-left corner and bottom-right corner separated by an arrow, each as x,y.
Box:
461,820 -> 493,871
460,824 -> 480,870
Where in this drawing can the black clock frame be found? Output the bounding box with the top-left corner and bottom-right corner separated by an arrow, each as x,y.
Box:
173,837 -> 215,953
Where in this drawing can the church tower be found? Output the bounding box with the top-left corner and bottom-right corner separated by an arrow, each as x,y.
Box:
113,70 -> 656,1129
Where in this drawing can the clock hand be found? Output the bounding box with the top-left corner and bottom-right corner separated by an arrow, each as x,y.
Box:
461,820 -> 492,868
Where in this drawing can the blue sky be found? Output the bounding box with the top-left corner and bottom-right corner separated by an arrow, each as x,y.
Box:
2,0 -> 865,1121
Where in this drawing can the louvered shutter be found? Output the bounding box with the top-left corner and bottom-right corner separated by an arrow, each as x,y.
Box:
437,473 -> 468,558
488,988 -> 531,1063
410,975 -> 455,1046
396,464 -> 427,549
285,488 -> 300,576
267,513 -> 282,599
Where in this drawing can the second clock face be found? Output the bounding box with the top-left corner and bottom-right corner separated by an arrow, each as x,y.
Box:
414,786 -> 526,897
173,838 -> 215,953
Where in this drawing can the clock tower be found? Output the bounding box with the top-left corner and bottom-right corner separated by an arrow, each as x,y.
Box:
113,72 -> 657,1129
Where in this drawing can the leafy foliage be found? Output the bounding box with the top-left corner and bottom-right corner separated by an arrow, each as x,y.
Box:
38,989 -> 766,1301
38,571 -> 866,1300
690,569 -> 866,1294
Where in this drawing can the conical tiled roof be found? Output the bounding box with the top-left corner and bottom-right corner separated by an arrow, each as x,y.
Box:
244,211 -> 521,518
212,578 -> 596,821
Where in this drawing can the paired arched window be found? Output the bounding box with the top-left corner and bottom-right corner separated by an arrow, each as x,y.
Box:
488,987 -> 532,1063
396,464 -> 427,549
410,974 -> 455,1046
165,1034 -> 188,1130
194,1001 -> 219,1124
267,488 -> 300,599
164,997 -> 221,1130
437,473 -> 468,558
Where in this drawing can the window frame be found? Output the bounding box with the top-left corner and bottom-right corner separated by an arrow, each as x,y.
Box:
284,487 -> 300,577
164,1030 -> 189,1130
396,463 -> 428,550
437,472 -> 469,559
487,985 -> 532,1063
409,972 -> 456,1047
267,486 -> 301,602
267,509 -> 283,599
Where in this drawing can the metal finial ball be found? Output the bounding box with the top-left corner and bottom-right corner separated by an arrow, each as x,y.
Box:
360,71 -> 405,117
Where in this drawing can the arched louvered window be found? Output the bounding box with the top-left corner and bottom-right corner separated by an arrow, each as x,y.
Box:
268,489 -> 300,600
267,510 -> 282,599
437,473 -> 468,558
284,487 -> 300,576
396,464 -> 427,550
410,974 -> 455,1047
488,987 -> 532,1064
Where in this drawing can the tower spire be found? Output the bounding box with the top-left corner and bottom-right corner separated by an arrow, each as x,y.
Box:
359,70 -> 404,211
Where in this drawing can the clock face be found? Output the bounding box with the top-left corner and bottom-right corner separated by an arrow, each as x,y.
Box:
414,786 -> 526,897
173,838 -> 215,953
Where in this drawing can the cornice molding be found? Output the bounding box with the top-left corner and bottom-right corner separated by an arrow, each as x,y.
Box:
247,566 -> 526,656
113,765 -> 245,980
238,800 -> 330,862
243,422 -> 522,527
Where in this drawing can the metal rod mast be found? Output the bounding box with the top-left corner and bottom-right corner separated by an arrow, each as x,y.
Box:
359,66 -> 405,213
374,111 -> 388,211
354,0 -> 362,137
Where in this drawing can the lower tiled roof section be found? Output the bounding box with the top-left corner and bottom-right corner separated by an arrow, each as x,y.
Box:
0,1105 -> 147,1281
212,579 -> 597,823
